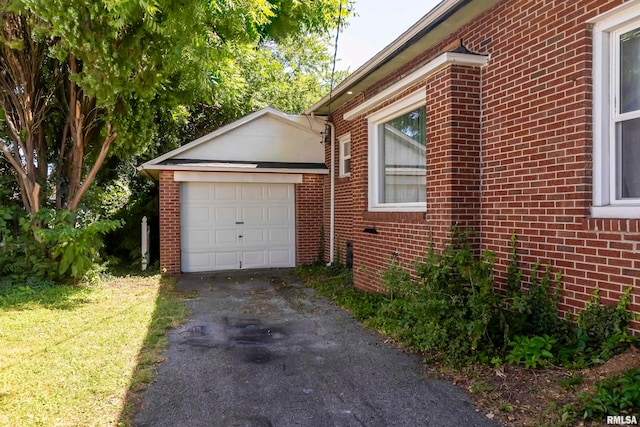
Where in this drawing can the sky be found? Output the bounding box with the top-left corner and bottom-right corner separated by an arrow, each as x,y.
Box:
336,0 -> 443,72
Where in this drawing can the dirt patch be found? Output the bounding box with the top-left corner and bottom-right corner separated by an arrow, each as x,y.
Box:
428,346 -> 640,426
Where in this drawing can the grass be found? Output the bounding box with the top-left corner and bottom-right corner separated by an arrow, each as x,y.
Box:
0,273 -> 188,427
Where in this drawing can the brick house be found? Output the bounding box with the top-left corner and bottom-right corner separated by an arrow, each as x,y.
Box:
144,0 -> 640,332
305,0 -> 640,332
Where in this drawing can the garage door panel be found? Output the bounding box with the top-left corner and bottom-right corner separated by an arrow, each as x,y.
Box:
182,183 -> 211,201
183,230 -> 212,247
267,206 -> 292,223
183,253 -> 212,270
268,249 -> 293,265
268,228 -> 292,243
181,182 -> 295,272
242,206 -> 266,224
241,184 -> 264,200
242,228 -> 265,245
213,183 -> 238,200
214,229 -> 240,246
214,206 -> 237,223
267,185 -> 292,201
215,252 -> 241,269
242,250 -> 266,268
182,207 -> 210,225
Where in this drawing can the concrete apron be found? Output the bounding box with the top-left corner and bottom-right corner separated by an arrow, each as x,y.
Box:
134,269 -> 497,427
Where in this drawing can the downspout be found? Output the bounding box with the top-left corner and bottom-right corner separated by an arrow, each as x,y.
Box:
327,121 -> 336,265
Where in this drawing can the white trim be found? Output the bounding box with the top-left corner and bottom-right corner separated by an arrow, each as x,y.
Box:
141,165 -> 328,175
343,52 -> 489,121
173,171 -> 303,184
588,0 -> 640,26
591,2 -> 640,218
328,122 -> 336,265
591,206 -> 640,219
140,107 -> 324,167
305,0 -> 469,115
338,133 -> 351,178
368,95 -> 427,212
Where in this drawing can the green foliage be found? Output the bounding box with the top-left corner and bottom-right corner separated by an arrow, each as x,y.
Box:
0,207 -> 121,283
297,230 -> 637,369
577,286 -> 636,360
1,0 -> 352,213
504,235 -> 563,340
295,264 -> 384,321
370,227 -> 502,365
580,368 -> 640,420
506,335 -> 557,368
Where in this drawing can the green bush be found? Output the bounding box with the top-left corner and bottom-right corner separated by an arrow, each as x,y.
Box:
580,368 -> 640,420
371,227 -> 503,365
296,229 -> 637,369
0,208 -> 121,284
506,335 -> 556,368
577,287 -> 636,360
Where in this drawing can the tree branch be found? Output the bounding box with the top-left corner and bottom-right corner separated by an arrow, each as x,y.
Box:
67,128 -> 117,211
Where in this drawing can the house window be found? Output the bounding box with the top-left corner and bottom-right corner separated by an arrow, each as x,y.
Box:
368,91 -> 426,211
339,133 -> 351,177
592,2 -> 640,218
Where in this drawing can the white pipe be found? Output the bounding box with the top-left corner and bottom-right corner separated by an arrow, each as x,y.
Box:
327,122 -> 336,265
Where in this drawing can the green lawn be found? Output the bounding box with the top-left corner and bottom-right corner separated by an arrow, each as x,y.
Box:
0,274 -> 188,427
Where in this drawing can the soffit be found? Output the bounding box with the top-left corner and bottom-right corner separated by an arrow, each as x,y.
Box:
308,0 -> 500,115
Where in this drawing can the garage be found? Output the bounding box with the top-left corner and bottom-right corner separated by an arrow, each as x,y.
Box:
138,107 -> 327,274
180,182 -> 295,272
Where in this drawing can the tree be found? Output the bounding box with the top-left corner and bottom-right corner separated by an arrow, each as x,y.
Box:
0,0 -> 351,213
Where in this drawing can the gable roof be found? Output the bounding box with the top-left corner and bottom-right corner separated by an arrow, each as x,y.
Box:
139,107 -> 328,179
307,0 -> 500,115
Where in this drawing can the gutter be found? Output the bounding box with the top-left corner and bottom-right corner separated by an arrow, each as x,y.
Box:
305,0 -> 469,115
327,122 -> 336,265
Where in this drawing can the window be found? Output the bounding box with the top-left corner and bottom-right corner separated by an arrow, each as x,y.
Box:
368,91 -> 426,211
592,2 -> 640,218
339,133 -> 351,177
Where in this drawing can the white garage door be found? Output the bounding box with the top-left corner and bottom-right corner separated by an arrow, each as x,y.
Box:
180,182 -> 295,272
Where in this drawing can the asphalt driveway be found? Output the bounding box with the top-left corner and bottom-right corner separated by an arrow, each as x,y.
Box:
135,269 -> 498,427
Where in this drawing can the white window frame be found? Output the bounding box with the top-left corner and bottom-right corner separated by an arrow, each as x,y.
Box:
367,90 -> 427,212
591,1 -> 640,218
338,133 -> 351,178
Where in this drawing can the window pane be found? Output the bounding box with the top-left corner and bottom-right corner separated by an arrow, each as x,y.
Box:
344,141 -> 350,157
379,106 -> 426,203
620,117 -> 640,198
344,158 -> 351,174
620,27 -> 640,114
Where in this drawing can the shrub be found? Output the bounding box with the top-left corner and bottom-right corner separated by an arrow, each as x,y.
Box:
297,230 -> 637,369
577,286 -> 636,360
506,335 -> 556,368
0,208 -> 121,283
372,227 -> 503,365
580,368 -> 640,420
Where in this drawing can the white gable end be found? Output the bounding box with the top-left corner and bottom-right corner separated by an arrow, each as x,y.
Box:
174,114 -> 324,163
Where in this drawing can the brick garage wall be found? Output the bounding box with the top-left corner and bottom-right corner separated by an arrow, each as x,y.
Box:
328,0 -> 639,332
159,170 -> 181,275
296,174 -> 325,265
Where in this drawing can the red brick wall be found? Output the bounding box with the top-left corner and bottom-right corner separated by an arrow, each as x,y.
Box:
296,174 -> 325,265
425,65 -> 482,250
327,0 -> 640,333
159,170 -> 181,275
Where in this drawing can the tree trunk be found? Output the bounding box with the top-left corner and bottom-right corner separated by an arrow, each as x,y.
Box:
0,12 -> 49,213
